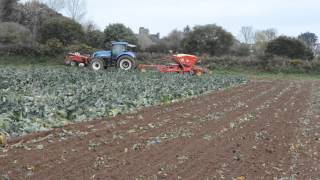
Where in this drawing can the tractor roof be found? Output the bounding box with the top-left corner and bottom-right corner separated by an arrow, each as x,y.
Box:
112,42 -> 136,48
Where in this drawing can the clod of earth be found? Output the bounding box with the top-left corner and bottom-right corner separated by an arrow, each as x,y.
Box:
0,133 -> 7,147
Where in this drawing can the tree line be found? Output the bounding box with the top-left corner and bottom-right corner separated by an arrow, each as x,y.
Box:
0,0 -> 318,61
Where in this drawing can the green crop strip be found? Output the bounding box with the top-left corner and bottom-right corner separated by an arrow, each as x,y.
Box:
0,66 -> 246,137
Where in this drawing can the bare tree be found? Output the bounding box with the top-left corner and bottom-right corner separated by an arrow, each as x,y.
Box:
44,0 -> 65,11
82,20 -> 98,32
262,28 -> 278,41
239,26 -> 254,44
23,0 -> 43,47
66,0 -> 86,22
254,29 -> 277,54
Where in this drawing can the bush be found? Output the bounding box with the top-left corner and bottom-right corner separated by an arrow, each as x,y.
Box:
85,30 -> 105,49
230,43 -> 251,57
266,36 -> 314,60
200,55 -> 320,74
145,40 -> 170,53
39,17 -> 84,45
43,38 -> 64,56
182,24 -> 234,56
136,52 -> 167,64
67,44 -> 95,54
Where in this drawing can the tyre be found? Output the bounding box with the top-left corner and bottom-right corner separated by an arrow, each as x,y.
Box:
70,61 -> 77,66
90,58 -> 104,71
65,59 -> 71,66
117,56 -> 135,71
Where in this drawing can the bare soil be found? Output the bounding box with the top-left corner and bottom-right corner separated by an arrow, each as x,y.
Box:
1,79 -> 320,180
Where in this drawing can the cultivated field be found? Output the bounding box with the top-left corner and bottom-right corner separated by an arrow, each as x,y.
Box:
0,66 -> 245,137
1,75 -> 320,179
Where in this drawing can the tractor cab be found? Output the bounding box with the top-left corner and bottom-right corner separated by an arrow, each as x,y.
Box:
91,41 -> 137,71
111,42 -> 136,59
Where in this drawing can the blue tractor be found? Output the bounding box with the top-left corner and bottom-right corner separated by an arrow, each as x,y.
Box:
90,42 -> 137,71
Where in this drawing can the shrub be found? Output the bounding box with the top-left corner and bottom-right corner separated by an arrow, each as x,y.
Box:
136,52 -> 167,64
67,44 -> 95,54
43,38 -> 64,56
39,17 -> 84,45
85,30 -> 105,49
230,43 -> 251,57
266,36 -> 314,60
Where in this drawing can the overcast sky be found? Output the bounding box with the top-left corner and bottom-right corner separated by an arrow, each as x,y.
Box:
77,0 -> 319,38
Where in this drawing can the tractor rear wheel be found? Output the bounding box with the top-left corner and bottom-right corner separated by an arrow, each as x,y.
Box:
91,58 -> 104,71
117,56 -> 135,71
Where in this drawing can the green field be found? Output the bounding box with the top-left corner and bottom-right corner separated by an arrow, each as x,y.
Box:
0,66 -> 246,136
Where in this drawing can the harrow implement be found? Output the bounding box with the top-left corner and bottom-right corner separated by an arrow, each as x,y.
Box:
138,54 -> 210,76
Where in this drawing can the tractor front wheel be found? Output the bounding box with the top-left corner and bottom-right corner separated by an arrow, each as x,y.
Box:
91,59 -> 104,71
117,56 -> 135,71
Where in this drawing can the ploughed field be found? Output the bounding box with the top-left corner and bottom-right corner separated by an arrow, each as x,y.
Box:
1,67 -> 320,179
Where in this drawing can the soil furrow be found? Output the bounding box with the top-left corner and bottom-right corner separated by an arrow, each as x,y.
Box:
0,80 -> 318,180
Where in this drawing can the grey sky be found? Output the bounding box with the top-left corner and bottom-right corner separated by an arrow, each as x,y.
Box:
79,0 -> 319,38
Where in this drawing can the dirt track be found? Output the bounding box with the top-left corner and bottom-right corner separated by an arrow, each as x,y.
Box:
1,80 -> 320,180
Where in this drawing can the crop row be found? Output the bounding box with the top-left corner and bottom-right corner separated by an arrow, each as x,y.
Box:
0,66 -> 246,136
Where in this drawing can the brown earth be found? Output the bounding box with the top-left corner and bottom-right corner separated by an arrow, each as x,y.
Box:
1,80 -> 320,180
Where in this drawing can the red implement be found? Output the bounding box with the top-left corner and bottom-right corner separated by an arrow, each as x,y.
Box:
65,53 -> 91,66
138,54 -> 210,75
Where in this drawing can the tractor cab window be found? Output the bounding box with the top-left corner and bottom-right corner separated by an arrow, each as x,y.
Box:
112,45 -> 126,57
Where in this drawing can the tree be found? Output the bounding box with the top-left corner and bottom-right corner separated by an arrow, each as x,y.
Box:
254,29 -> 278,54
22,0 -> 43,47
103,23 -> 138,47
136,33 -> 154,51
17,0 -> 64,46
146,40 -> 170,53
239,26 -> 254,44
0,22 -> 32,45
39,17 -> 84,45
85,30 -> 104,49
183,25 -> 191,33
66,0 -> 86,22
182,24 -> 234,56
266,36 -> 314,60
298,32 -> 318,50
163,29 -> 185,52
262,28 -> 277,41
82,21 -> 104,48
43,0 -> 65,11
230,41 -> 251,57
0,0 -> 18,22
